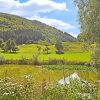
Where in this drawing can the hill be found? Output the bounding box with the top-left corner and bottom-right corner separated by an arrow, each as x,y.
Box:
0,13 -> 76,44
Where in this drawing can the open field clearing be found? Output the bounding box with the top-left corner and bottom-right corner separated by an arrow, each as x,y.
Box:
0,43 -> 90,62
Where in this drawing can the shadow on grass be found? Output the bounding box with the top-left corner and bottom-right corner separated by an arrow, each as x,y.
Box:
1,51 -> 19,54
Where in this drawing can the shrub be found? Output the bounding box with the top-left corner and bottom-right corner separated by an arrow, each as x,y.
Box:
56,51 -> 64,54
18,57 -> 28,65
48,58 -> 65,65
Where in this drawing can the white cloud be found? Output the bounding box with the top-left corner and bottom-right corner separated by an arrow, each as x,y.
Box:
28,16 -> 75,31
69,32 -> 78,38
0,0 -> 77,37
0,0 -> 68,16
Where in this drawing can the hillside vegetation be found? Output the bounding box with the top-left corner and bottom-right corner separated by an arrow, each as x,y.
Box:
0,13 -> 76,44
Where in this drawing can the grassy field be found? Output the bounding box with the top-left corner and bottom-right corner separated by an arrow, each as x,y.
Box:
0,43 -> 99,99
0,64 -> 97,84
0,42 -> 91,62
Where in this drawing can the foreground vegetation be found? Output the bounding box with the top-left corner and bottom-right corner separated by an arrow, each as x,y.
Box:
0,64 -> 99,100
0,76 -> 99,100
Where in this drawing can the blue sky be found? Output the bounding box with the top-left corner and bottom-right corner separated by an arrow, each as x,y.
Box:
0,0 -> 80,37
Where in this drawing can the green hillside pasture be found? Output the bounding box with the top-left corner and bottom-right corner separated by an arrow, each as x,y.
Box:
0,43 -> 90,62
0,65 -> 98,84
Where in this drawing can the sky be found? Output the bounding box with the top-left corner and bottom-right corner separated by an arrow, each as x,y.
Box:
0,0 -> 80,37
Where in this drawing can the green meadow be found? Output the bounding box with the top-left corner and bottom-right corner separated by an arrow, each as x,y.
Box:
0,42 -> 96,84
0,42 -> 90,62
0,64 -> 98,84
0,41 -> 97,84
0,42 -> 99,99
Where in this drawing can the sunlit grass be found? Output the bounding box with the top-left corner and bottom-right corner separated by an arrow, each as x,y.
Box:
0,64 -> 97,84
0,43 -> 90,62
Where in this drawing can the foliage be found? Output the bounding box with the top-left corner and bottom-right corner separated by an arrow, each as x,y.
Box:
0,75 -> 34,100
77,33 -> 86,42
0,75 -> 99,100
42,80 -> 99,100
1,42 -> 8,52
55,41 -> 64,54
90,44 -> 100,70
43,65 -> 94,71
18,56 -> 28,65
74,0 -> 100,44
1,39 -> 18,53
0,55 -> 5,65
0,38 -> 3,47
81,42 -> 90,52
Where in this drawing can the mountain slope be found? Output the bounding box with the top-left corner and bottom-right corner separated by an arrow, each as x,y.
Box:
0,13 -> 76,44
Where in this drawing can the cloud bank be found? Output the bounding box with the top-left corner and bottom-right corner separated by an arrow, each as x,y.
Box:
28,16 -> 74,31
0,0 -> 68,16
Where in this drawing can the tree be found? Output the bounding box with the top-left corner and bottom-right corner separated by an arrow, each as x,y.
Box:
90,44 -> 100,70
74,0 -> 100,44
75,1 -> 100,94
81,42 -> 89,52
1,39 -> 18,53
90,44 -> 100,94
10,40 -> 18,53
74,0 -> 100,66
55,41 -> 64,54
0,38 -> 4,48
77,33 -> 86,42
1,42 -> 8,52
6,39 -> 12,52
38,40 -> 47,46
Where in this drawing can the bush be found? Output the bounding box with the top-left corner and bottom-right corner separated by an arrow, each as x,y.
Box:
0,75 -> 34,100
48,58 -> 65,65
56,51 -> 64,54
0,57 -> 90,66
18,57 -> 28,65
47,58 -> 89,65
40,80 -> 99,100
